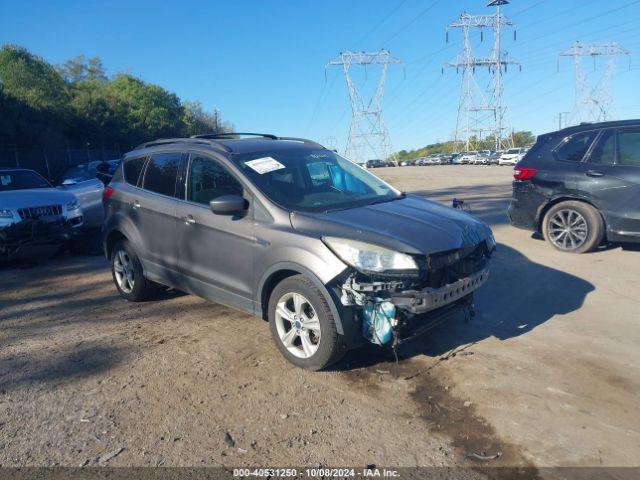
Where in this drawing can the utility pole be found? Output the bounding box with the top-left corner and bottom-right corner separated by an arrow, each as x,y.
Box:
445,0 -> 519,152
326,50 -> 402,163
556,111 -> 570,130
559,42 -> 630,126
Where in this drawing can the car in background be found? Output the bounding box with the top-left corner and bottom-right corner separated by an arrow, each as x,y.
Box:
365,159 -> 387,169
451,154 -> 464,165
499,148 -> 526,166
0,168 -> 83,262
423,155 -> 442,166
470,151 -> 491,165
57,160 -> 120,229
508,119 -> 640,253
459,151 -> 477,164
487,151 -> 502,165
103,133 -> 495,370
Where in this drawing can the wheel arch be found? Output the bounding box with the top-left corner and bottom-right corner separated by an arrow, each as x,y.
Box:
105,230 -> 127,259
536,195 -> 606,234
257,262 -> 345,335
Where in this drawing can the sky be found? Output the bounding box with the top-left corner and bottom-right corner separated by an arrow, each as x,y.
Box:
1,0 -> 639,156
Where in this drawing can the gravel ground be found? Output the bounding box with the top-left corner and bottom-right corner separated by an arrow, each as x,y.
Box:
1,165 -> 638,472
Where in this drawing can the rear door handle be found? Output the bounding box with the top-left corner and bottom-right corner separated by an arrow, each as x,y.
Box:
130,200 -> 141,209
585,170 -> 604,177
182,214 -> 196,225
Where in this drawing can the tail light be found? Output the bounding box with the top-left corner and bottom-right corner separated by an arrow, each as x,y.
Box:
102,186 -> 115,204
514,166 -> 536,180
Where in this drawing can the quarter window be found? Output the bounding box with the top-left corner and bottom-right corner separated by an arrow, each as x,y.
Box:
142,153 -> 182,197
556,131 -> 598,162
187,154 -> 243,205
588,130 -> 615,165
617,129 -> 640,167
123,157 -> 146,186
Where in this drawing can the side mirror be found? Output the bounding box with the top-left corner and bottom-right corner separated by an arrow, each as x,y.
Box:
61,179 -> 77,186
209,195 -> 248,216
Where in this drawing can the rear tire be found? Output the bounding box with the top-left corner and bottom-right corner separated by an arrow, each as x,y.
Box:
268,275 -> 344,371
542,201 -> 604,253
110,239 -> 160,301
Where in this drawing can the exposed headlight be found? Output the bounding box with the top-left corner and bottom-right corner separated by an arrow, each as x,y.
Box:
323,236 -> 418,273
66,200 -> 81,212
0,208 -> 14,218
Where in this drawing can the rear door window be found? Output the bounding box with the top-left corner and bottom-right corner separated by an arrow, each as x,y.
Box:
555,131 -> 598,162
123,156 -> 147,186
588,130 -> 616,165
142,153 -> 182,197
617,128 -> 640,167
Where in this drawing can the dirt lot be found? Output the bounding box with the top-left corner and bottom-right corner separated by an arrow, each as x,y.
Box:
1,165 -> 639,471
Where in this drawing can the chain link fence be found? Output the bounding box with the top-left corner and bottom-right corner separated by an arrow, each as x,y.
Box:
0,146 -> 123,181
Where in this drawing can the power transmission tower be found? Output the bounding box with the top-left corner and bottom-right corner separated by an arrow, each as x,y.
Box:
445,0 -> 519,152
558,41 -> 630,126
326,50 -> 402,163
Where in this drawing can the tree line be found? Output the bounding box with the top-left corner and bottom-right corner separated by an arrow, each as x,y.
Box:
0,44 -> 231,150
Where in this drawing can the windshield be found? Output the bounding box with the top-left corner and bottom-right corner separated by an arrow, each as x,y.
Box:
232,148 -> 402,212
507,149 -> 520,154
61,162 -> 100,182
0,170 -> 51,191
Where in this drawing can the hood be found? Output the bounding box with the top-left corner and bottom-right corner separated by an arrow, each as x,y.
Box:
290,194 -> 494,255
0,188 -> 77,210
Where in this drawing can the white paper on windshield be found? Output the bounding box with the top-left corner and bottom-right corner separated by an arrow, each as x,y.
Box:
245,157 -> 285,174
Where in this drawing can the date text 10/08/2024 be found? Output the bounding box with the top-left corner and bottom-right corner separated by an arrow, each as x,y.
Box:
233,468 -> 400,478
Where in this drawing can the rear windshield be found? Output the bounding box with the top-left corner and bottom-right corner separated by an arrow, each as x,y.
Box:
231,149 -> 402,213
0,170 -> 51,191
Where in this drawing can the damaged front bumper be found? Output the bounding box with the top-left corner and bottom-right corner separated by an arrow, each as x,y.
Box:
338,242 -> 493,347
390,266 -> 489,315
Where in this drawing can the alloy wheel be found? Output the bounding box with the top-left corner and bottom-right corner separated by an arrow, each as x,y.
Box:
548,209 -> 588,251
274,292 -> 321,359
113,249 -> 135,293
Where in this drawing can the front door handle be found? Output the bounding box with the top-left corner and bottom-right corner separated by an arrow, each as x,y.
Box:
130,200 -> 141,209
182,214 -> 196,225
585,170 -> 604,177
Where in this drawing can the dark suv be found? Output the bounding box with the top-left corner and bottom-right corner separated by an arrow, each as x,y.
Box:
508,120 -> 640,253
103,133 -> 495,370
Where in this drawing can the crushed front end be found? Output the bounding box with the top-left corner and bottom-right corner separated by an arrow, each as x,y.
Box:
338,240 -> 494,347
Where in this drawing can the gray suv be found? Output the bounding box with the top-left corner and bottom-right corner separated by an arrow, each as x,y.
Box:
103,133 -> 495,370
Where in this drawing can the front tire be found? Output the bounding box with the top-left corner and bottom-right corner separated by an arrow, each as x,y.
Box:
268,275 -> 344,371
111,239 -> 159,301
542,201 -> 604,253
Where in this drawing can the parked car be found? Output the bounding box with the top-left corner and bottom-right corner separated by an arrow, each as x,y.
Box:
365,159 -> 387,168
488,151 -> 502,165
499,148 -> 526,166
423,156 -> 442,166
459,151 -> 477,164
57,160 -> 120,229
470,151 -> 491,165
103,133 -> 495,370
508,120 -> 640,253
0,168 -> 84,262
451,154 -> 464,165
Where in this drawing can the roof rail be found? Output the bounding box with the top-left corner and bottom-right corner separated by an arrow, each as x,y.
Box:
192,132 -> 278,140
134,137 -> 232,152
192,132 -> 325,149
278,136 -> 325,148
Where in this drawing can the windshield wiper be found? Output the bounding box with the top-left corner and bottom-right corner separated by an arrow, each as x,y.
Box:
366,192 -> 406,207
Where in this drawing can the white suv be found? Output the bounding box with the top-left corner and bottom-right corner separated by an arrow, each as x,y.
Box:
499,148 -> 526,166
